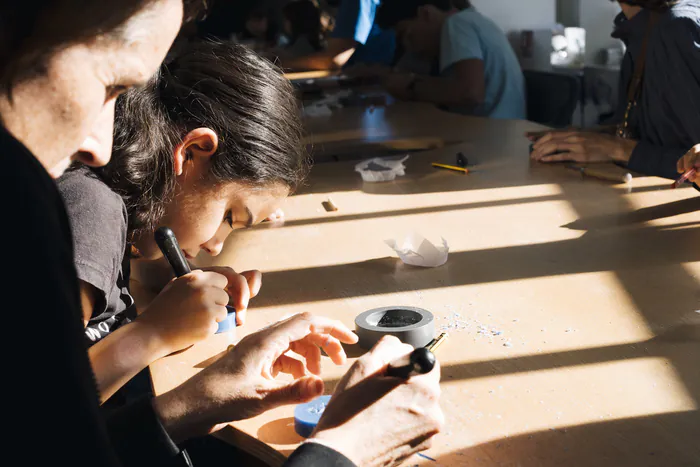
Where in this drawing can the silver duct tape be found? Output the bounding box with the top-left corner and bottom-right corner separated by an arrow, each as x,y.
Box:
355,306 -> 435,349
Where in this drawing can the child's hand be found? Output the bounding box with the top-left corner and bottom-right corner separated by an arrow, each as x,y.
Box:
200,266 -> 262,326
138,268 -> 257,356
678,144 -> 700,182
266,208 -> 285,224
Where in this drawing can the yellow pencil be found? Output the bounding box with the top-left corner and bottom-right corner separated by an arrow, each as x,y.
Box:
432,162 -> 469,174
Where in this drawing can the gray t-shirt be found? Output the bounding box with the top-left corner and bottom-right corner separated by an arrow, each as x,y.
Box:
57,167 -> 134,344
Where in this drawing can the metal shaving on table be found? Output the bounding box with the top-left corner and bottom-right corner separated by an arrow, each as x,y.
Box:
439,312 -> 515,346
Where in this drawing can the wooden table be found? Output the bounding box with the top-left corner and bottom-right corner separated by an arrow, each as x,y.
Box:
303,101 -> 474,159
149,113 -> 700,466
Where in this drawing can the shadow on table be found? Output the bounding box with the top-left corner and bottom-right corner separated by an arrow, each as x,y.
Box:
253,224 -> 700,311
322,317 -> 700,398
257,418 -> 303,446
280,193 -> 564,229
564,196 -> 700,231
434,410 -> 700,467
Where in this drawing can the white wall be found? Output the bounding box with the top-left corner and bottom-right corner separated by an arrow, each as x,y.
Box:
471,0 -> 556,33
556,0 -> 622,64
579,1 -> 621,64
556,0 -> 579,27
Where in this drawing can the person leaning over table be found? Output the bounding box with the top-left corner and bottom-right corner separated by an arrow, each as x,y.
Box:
374,0 -> 526,120
530,0 -> 700,181
0,1 -> 443,466
280,0 -> 397,71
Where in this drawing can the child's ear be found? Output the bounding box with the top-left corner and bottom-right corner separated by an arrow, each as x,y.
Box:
173,128 -> 219,176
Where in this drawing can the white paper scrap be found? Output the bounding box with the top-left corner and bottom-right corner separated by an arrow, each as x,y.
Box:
385,232 -> 449,268
355,155 -> 409,183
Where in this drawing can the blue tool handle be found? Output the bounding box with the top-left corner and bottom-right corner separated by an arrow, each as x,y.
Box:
217,307 -> 237,333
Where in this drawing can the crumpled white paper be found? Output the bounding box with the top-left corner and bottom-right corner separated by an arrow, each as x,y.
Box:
385,232 -> 449,267
355,155 -> 409,183
303,104 -> 333,118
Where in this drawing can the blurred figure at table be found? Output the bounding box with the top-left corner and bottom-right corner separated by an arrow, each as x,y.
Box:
375,0 -> 526,120
280,0 -> 397,71
529,0 -> 700,181
235,3 -> 283,51
270,0 -> 327,60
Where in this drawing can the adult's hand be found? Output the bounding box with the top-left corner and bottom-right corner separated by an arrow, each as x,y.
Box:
678,144 -> 700,182
529,131 -> 637,164
310,336 -> 444,466
152,313 -> 358,443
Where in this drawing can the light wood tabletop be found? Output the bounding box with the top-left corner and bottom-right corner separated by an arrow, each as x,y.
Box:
303,101 -> 476,158
148,112 -> 700,466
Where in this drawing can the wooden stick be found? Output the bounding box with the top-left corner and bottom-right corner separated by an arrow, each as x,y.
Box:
568,165 -> 632,184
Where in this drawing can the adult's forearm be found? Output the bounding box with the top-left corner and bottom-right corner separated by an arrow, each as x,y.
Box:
627,141 -> 688,179
413,76 -> 482,110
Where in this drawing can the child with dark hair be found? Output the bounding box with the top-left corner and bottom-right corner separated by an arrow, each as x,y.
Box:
281,0 -> 326,56
282,0 -> 397,71
375,0 -> 525,119
239,4 -> 283,49
57,40 -> 309,403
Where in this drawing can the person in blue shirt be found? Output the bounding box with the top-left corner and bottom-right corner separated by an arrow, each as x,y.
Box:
282,0 -> 396,70
375,0 -> 526,120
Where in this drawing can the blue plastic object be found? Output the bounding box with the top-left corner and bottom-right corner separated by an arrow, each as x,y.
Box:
216,306 -> 237,333
294,395 -> 331,438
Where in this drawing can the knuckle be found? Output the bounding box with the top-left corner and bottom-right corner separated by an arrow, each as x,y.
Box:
432,409 -> 446,431
350,358 -> 371,377
192,287 -> 209,303
297,312 -> 314,325
378,335 -> 401,345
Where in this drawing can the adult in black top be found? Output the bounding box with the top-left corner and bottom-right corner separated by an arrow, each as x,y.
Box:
1,122 -> 361,467
530,0 -> 700,185
1,1 -> 443,466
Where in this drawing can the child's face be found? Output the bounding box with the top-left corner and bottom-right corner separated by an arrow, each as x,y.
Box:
396,8 -> 443,61
135,180 -> 289,260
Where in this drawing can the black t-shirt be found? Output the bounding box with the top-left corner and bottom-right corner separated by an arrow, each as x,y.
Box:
58,167 -> 135,344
